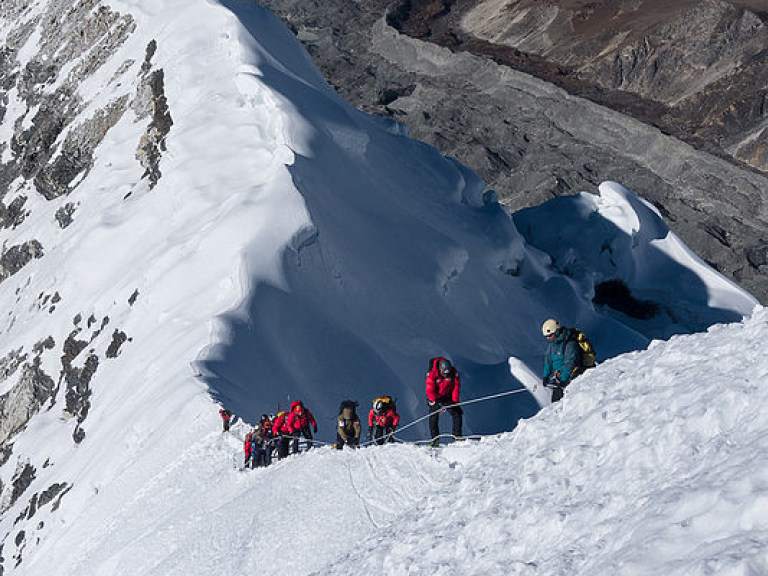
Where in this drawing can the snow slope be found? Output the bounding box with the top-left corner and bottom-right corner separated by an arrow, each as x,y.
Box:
20,309 -> 768,575
0,0 -> 762,573
337,309 -> 768,576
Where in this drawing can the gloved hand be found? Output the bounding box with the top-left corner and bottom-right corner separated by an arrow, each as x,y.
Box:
313,424 -> 318,433
428,400 -> 436,407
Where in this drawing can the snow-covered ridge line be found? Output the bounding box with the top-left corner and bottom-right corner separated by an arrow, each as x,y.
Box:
0,0 -> 308,570
0,0 -> 762,574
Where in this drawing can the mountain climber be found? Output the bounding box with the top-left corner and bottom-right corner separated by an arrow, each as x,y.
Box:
426,357 -> 463,446
253,414 -> 275,467
244,431 -> 255,468
285,400 -> 317,453
541,318 -> 582,403
335,400 -> 361,449
219,408 -> 232,432
368,396 -> 400,444
272,410 -> 293,459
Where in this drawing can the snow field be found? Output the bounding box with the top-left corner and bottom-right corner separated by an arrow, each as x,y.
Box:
1,0 -> 766,574
323,310 -> 768,575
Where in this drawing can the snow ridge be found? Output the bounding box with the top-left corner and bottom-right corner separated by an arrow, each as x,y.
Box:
0,0 -> 763,574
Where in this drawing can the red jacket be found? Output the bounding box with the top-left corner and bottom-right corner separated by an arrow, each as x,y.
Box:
426,357 -> 460,404
244,433 -> 254,457
285,401 -> 317,432
272,411 -> 292,435
368,408 -> 400,428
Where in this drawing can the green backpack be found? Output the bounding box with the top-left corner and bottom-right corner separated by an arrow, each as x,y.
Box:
569,328 -> 596,369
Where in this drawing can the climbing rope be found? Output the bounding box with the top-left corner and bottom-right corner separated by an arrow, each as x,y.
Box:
358,386 -> 530,447
237,386 -> 532,454
393,386 -> 530,436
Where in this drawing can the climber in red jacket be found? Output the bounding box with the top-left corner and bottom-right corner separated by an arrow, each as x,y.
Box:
425,357 -> 462,447
285,400 -> 317,453
272,410 -> 293,459
368,396 -> 400,444
219,408 -> 232,432
243,432 -> 255,468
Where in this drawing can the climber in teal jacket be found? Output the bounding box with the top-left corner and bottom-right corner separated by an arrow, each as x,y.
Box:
541,318 -> 580,402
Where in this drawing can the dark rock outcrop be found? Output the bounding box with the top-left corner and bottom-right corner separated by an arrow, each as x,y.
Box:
5,462 -> 36,513
105,329 -> 129,358
0,357 -> 55,446
0,1 -> 136,200
0,196 -> 28,230
0,241 -> 43,283
133,41 -> 173,189
60,329 -> 99,443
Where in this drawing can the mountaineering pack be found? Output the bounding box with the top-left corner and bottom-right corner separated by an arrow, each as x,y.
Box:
568,328 -> 596,368
339,400 -> 358,416
428,357 -> 444,372
373,395 -> 395,412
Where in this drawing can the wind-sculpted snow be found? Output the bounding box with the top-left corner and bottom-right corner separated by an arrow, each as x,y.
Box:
515,182 -> 756,340
0,0 -> 762,573
193,3 -> 755,443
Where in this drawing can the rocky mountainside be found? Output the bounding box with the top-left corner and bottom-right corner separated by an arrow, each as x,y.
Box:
0,0 -> 169,435
0,2 -> 172,561
432,0 -> 768,172
257,0 -> 768,303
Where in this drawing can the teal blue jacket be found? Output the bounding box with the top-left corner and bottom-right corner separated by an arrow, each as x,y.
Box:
542,328 -> 580,385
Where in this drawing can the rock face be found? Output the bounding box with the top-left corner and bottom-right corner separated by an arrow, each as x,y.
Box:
0,3 -> 149,558
0,0 -> 165,448
1,0 -> 136,202
258,0 -> 768,303
433,0 -> 768,173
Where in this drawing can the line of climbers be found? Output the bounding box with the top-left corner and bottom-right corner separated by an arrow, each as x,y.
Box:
221,317 -> 596,461
240,400 -> 317,468
334,394 -> 401,449
237,395 -> 403,467
331,358 -> 461,450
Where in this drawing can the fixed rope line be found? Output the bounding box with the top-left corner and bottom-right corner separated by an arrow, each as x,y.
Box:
357,387 -> 530,447
393,387 -> 530,437
241,387 -> 531,451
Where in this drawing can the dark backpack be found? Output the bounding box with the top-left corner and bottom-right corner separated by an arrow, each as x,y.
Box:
339,400 -> 358,416
428,357 -> 453,373
568,328 -> 596,369
374,395 -> 396,413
